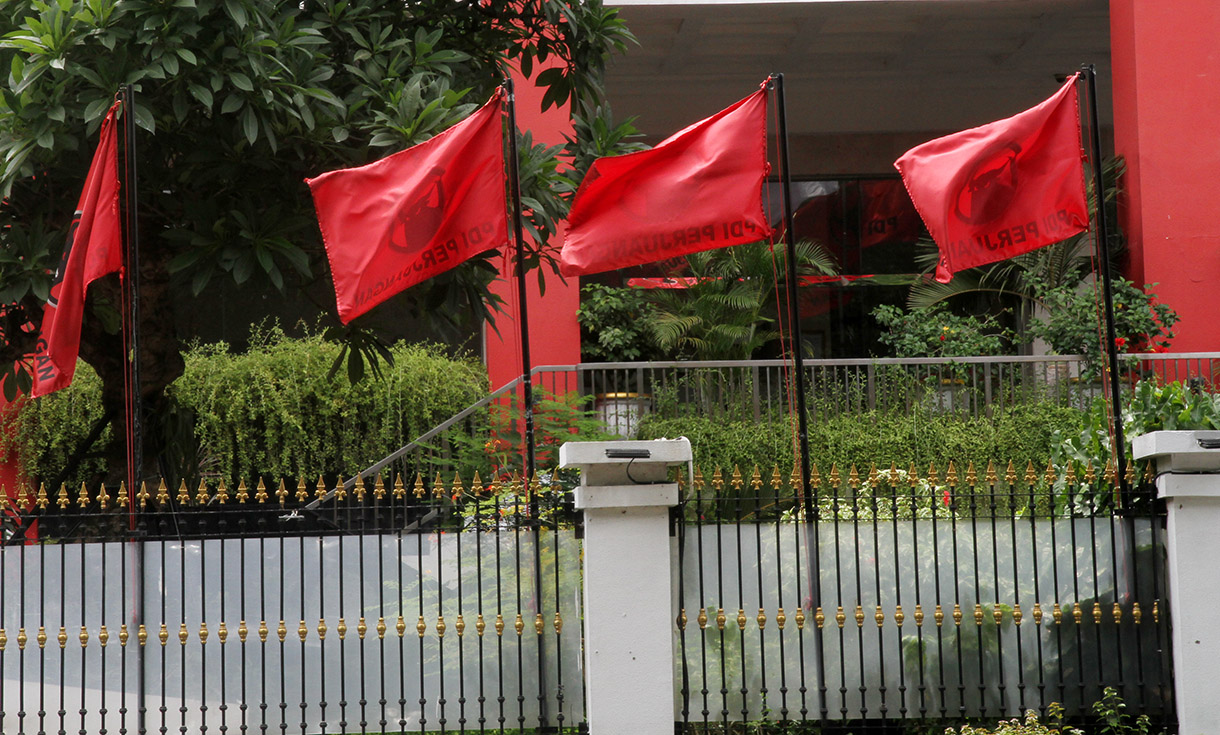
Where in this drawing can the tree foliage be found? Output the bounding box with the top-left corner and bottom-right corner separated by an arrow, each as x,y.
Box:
0,0 -> 634,472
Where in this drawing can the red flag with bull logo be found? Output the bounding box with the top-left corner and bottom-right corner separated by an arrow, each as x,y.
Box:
560,89 -> 772,276
894,74 -> 1088,284
307,91 -> 509,324
31,100 -> 124,397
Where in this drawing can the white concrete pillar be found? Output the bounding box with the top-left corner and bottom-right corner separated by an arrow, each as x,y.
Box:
558,438 -> 691,735
1132,430 -> 1220,735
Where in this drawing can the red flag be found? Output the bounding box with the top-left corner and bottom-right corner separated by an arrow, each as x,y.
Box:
894,74 -> 1088,284
30,101 -> 124,397
307,92 -> 509,324
560,89 -> 772,276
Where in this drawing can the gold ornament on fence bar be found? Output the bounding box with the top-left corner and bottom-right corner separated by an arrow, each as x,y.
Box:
198,479 -> 211,505
514,613 -> 524,636
756,608 -> 766,629
677,610 -> 687,631
495,614 -> 505,636
867,464 -> 879,487
530,471 -> 542,498
450,472 -> 464,500
1084,463 -> 1097,485
177,479 -> 191,505
219,622 -> 228,643
0,628 -> 6,650
776,607 -> 786,630
854,605 -> 865,627
875,606 -> 885,628
1024,460 -> 1038,486
179,623 -> 189,645
952,604 -> 963,626
433,472 -> 445,499
1004,460 -> 1017,486
711,467 -> 724,493
138,624 -> 148,646
1153,601 -> 1160,623
1113,603 -> 1122,624
1013,604 -> 1023,626
1072,603 -> 1082,625
535,614 -> 545,636
17,628 -> 27,650
277,620 -> 288,642
1053,604 -> 1063,625
199,623 -> 208,644
736,609 -> 747,630
79,626 -> 89,647
455,615 -> 465,637
894,605 -> 905,628
16,482 -> 29,509
275,479 -> 288,506
993,605 -> 1003,625
1033,603 -> 1044,625
927,463 -> 940,486
254,478 -> 268,504
848,465 -> 860,491
1093,603 -> 1103,625
57,483 -> 70,509
57,626 -> 66,648
298,621 -> 307,642
98,625 -> 108,647
119,624 -> 129,646
716,608 -> 726,631
835,606 -> 846,628
1044,460 -> 1057,487
731,466 -> 744,491
37,482 -> 49,509
697,609 -> 708,630
295,478 -> 308,503
794,607 -> 806,630
476,614 -> 486,637
337,618 -> 348,639
314,476 -> 326,502
357,617 -> 367,639
238,620 -> 248,642
236,479 -> 249,504
965,462 -> 978,487
436,615 -> 446,638
554,612 -> 563,634
217,478 -> 229,504
945,461 -> 958,487
159,624 -> 169,646
913,605 -> 924,627
692,466 -> 705,492
985,460 -> 998,486
353,476 -> 366,502
396,616 -> 406,637
78,482 -> 90,508
934,605 -> 944,627
377,617 -> 387,639
374,474 -> 387,500
749,465 -> 762,492
258,620 -> 269,642
98,483 -> 111,510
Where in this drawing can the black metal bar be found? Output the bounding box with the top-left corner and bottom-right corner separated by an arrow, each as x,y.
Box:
1081,65 -> 1129,499
119,84 -> 143,503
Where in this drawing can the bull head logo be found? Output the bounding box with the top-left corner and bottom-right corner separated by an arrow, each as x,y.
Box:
953,141 -> 1022,226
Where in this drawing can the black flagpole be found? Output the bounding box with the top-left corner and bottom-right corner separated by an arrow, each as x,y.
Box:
769,71 -> 826,722
1081,64 -> 1129,499
501,79 -> 537,485
119,81 -> 147,735
769,74 -> 814,519
120,84 -> 143,501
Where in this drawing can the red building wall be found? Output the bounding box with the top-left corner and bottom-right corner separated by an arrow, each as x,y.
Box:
1111,0 -> 1220,352
484,65 -> 581,390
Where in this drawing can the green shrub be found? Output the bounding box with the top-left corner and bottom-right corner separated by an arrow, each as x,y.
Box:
0,363 -> 112,489
637,401 -> 1085,479
170,327 -> 487,482
0,329 -> 488,487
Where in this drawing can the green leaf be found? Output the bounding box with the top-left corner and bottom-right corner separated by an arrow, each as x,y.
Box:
230,71 -> 253,92
220,93 -> 243,114
177,48 -> 197,65
240,106 -> 257,144
133,103 -> 155,134
188,83 -> 213,109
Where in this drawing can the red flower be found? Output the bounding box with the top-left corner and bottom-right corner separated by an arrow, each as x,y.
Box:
939,334 -> 946,341
1114,337 -> 1127,349
942,489 -> 951,506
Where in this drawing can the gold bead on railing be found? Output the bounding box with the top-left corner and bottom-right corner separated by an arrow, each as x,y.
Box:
736,609 -> 747,631
1072,603 -> 1082,625
794,607 -> 806,630
914,604 -> 925,627
258,620 -> 269,642
554,612 -> 563,635
535,613 -> 544,636
495,614 -> 505,637
1093,603 -> 1102,625
277,620 -> 287,642
56,626 -> 65,648
1033,603 -> 1044,625
934,605 -> 944,627
756,608 -> 766,630
377,617 -> 387,639
835,606 -> 845,628
1053,604 -> 1063,625
119,624 -> 129,646
894,605 -> 905,628
396,616 -> 406,637
1012,604 -> 1023,626
238,620 -> 248,642
180,623 -> 190,645
677,609 -> 687,631
716,608 -> 726,631
476,614 -> 486,637
199,622 -> 208,644
776,607 -> 786,630
992,604 -> 1003,625
514,613 -> 524,636
697,608 -> 708,630
455,615 -> 465,637
875,606 -> 885,628
952,604 -> 963,626
298,620 -> 308,642
356,617 -> 367,639
436,615 -> 446,638
159,624 -> 169,646
854,605 -> 865,628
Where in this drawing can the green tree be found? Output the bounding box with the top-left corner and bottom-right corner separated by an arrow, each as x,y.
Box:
0,0 -> 633,474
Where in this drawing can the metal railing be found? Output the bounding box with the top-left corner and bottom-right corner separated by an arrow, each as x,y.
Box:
344,353 -> 1220,486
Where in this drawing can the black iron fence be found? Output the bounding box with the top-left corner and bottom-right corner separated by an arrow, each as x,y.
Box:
0,457 -> 1172,734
